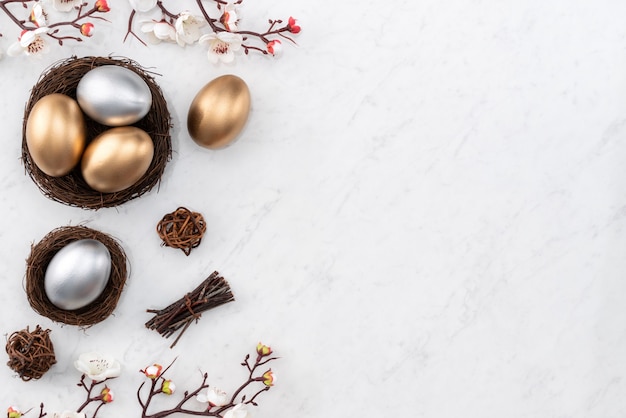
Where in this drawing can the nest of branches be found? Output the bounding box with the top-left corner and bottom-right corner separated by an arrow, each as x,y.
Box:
21,56 -> 172,210
6,325 -> 56,381
25,225 -> 128,327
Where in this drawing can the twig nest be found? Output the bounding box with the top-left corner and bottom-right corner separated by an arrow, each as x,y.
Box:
21,56 -> 172,210
156,207 -> 207,256
6,325 -> 56,381
26,226 -> 128,326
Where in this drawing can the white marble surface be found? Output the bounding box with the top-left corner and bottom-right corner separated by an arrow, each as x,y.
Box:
1,0 -> 626,416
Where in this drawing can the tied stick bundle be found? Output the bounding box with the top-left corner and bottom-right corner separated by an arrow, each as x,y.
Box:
145,271 -> 234,348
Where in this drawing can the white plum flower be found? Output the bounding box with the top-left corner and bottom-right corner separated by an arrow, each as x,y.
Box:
198,31 -> 242,64
197,386 -> 229,406
224,404 -> 249,418
128,0 -> 157,12
74,352 -> 121,382
221,4 -> 239,32
8,27 -> 49,57
141,20 -> 176,44
52,0 -> 81,12
174,11 -> 204,47
29,3 -> 47,27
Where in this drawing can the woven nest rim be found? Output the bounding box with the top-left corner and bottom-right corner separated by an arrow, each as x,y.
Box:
25,225 -> 128,327
21,55 -> 172,210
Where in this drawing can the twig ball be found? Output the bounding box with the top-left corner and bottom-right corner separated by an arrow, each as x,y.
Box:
6,325 -> 56,381
156,207 -> 207,256
26,226 -> 128,326
21,56 -> 172,210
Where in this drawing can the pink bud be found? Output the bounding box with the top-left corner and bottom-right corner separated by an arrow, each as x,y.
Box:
95,0 -> 110,12
288,17 -> 301,34
80,23 -> 94,37
100,387 -> 114,403
266,40 -> 282,56
142,364 -> 163,379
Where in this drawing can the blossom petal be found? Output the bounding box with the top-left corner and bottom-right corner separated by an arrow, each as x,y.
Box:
74,352 -> 121,382
153,23 -> 175,41
19,31 -> 36,47
140,21 -> 155,33
53,0 -> 80,12
207,50 -> 219,64
221,49 -> 235,63
198,33 -> 216,45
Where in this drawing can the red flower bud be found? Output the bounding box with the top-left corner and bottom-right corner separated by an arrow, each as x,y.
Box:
95,0 -> 110,12
100,387 -> 114,403
287,16 -> 301,34
80,23 -> 94,37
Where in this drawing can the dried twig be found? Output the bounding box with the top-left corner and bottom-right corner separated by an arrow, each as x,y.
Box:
145,272 -> 234,348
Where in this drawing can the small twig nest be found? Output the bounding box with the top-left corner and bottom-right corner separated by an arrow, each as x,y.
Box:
6,325 -> 56,381
26,226 -> 128,326
156,207 -> 207,256
21,56 -> 172,210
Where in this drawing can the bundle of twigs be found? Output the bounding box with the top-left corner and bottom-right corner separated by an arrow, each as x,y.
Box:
145,271 -> 234,348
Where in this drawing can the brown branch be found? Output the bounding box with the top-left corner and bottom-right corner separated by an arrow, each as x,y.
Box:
124,9 -> 147,45
245,386 -> 270,406
88,403 -> 105,418
122,0 -> 300,56
156,0 -> 178,21
137,347 -> 277,418
74,375 -> 116,417
0,1 -> 112,47
0,1 -> 34,31
195,0 -> 220,32
242,44 -> 268,55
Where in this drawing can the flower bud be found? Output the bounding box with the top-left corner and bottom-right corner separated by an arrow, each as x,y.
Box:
95,0 -> 110,12
256,342 -> 272,357
266,40 -> 282,56
287,17 -> 301,34
161,379 -> 176,395
7,406 -> 22,418
262,370 -> 275,386
100,387 -> 114,403
220,7 -> 238,32
80,23 -> 94,37
143,364 -> 163,379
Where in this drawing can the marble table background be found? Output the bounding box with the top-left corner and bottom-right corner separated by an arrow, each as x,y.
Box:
0,0 -> 625,417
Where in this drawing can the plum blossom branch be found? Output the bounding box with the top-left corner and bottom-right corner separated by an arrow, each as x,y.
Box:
137,343 -> 277,418
0,0 -> 111,57
0,0 -> 300,61
6,353 -> 120,418
125,0 -> 301,63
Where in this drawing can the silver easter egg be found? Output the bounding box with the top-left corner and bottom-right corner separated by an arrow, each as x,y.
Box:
76,65 -> 152,126
44,239 -> 112,310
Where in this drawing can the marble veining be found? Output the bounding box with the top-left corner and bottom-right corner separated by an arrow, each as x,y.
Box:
0,0 -> 625,417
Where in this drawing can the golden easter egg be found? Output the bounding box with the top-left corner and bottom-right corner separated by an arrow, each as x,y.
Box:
81,127 -> 154,193
187,74 -> 251,149
26,93 -> 86,177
